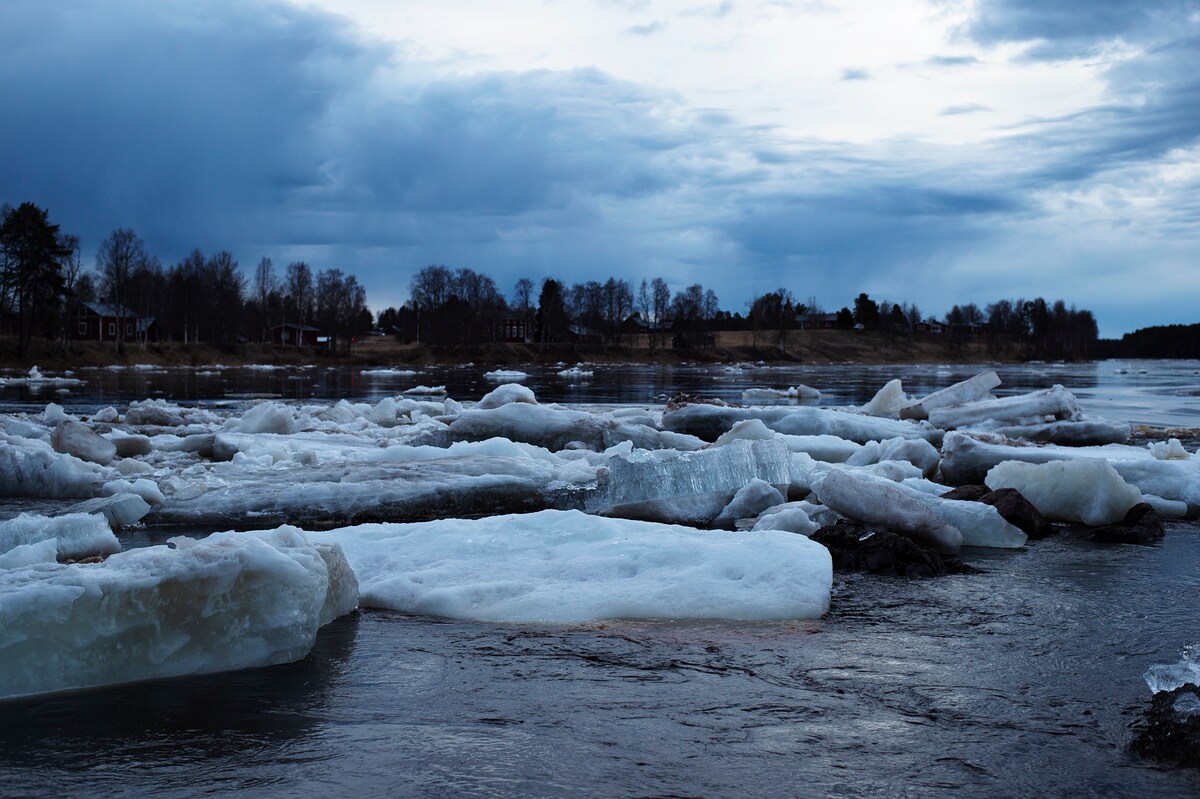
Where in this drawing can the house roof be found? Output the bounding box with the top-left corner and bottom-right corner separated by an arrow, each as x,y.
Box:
272,323 -> 322,332
82,301 -> 140,318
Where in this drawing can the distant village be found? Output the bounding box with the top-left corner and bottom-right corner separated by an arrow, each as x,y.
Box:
3,201 -> 1102,361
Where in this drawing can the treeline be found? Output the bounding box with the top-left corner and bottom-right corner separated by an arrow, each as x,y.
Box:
378,266 -> 720,349
1096,324 -> 1200,359
0,202 -> 371,356
377,266 -> 1101,357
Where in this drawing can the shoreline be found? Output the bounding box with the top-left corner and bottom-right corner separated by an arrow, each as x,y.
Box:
0,331 -> 1073,370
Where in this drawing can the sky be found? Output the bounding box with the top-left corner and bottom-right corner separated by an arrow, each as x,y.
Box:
2,0 -> 1198,337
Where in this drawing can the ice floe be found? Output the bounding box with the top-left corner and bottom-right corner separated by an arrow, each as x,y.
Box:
310,509 -> 831,622
484,369 -> 529,381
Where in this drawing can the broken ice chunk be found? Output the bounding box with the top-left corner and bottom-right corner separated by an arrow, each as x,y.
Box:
899,370 -> 1001,420
927,385 -> 1079,431
861,379 -> 907,418
63,494 -> 152,529
51,421 -> 117,465
712,479 -> 786,529
594,439 -> 792,526
815,468 -> 962,555
985,459 -> 1143,526
0,512 -> 120,561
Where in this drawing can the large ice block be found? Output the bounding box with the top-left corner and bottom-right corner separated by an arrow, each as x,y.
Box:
985,459 -> 1144,526
311,509 -> 832,622
0,528 -> 357,701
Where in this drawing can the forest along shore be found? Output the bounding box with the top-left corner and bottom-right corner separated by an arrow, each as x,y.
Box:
0,331 -> 1028,370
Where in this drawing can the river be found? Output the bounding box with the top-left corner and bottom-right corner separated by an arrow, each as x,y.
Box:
1,360 -> 1197,798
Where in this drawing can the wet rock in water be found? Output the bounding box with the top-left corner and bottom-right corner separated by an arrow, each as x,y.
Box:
664,393 -> 730,412
811,521 -> 975,578
51,421 -> 117,466
1085,502 -> 1165,545
1131,685 -> 1200,768
940,485 -> 1057,540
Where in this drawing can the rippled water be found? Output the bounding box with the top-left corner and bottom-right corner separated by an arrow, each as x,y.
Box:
2,360 -> 1199,798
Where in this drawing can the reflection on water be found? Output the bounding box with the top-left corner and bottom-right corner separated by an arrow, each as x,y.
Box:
2,359 -> 1199,428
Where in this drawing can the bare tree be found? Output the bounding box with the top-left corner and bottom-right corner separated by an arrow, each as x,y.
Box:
254,257 -> 275,342
285,261 -> 314,343
97,228 -> 149,354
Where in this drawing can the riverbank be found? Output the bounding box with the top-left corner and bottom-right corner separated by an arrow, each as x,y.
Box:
0,330 -> 1026,370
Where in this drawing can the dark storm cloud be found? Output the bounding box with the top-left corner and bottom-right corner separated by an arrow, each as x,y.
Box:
0,0 -> 1196,334
0,0 -> 701,262
966,0 -> 1198,55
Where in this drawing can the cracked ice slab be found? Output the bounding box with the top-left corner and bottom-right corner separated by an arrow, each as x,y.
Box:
310,509 -> 832,622
448,402 -> 705,452
661,403 -> 942,446
0,528 -> 357,701
589,439 -> 793,526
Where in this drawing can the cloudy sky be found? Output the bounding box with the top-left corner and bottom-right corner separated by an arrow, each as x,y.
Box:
2,0 -> 1198,336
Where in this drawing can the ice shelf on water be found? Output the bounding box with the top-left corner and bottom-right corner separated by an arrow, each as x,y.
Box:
0,366 -> 83,387
309,509 -> 831,622
484,369 -> 529,381
941,432 -> 1200,515
741,385 -> 821,402
0,528 -> 357,702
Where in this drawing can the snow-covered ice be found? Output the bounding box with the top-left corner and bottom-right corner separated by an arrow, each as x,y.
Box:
484,369 -> 529,381
0,528 -> 357,701
311,509 -> 831,622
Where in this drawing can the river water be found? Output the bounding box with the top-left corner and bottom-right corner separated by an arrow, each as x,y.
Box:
1,360 -> 1198,798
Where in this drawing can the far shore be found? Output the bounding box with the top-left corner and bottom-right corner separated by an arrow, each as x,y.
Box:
0,330 -> 1058,371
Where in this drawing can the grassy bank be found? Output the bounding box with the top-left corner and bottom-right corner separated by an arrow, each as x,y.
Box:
0,330 -> 1023,370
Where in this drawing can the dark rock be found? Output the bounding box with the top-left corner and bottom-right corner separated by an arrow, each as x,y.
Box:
1131,685 -> 1200,768
940,484 -> 989,502
1085,502 -> 1165,545
940,485 -> 1057,539
811,521 -> 977,579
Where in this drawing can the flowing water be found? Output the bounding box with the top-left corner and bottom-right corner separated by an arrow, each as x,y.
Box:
2,359 -> 1198,798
